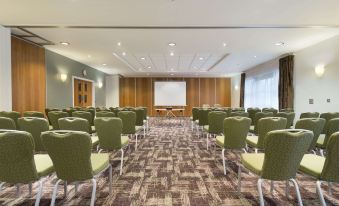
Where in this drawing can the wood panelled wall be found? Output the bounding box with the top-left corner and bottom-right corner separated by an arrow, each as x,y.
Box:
119,77 -> 231,116
11,37 -> 46,114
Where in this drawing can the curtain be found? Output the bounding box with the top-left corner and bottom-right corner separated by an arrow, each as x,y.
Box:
278,55 -> 294,110
240,73 -> 245,107
244,70 -> 279,109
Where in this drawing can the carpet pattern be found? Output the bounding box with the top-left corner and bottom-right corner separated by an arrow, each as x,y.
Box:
0,117 -> 338,206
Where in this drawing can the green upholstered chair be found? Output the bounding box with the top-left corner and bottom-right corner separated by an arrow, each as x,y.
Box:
96,111 -> 115,118
319,112 -> 339,134
240,129 -> 313,206
84,108 -> 96,126
0,117 -> 16,130
250,112 -> 274,134
44,108 -> 60,116
275,112 -> 295,128
230,111 -> 249,118
94,117 -> 129,175
0,111 -> 21,129
197,109 -> 210,138
295,118 -> 325,152
72,111 -> 95,133
262,108 -> 278,115
0,130 -> 54,206
247,108 -> 261,125
23,111 -> 45,118
18,117 -> 49,152
62,108 -> 76,117
41,130 -> 112,206
246,117 -> 287,152
280,108 -> 294,113
137,107 -> 149,132
232,108 -> 245,112
135,108 -> 146,137
118,111 -> 140,150
58,117 -> 99,148
109,107 -> 120,117
299,132 -> 339,206
204,111 -> 228,150
215,117 -> 251,175
48,111 -> 69,130
191,107 -> 199,131
316,118 -> 339,156
300,112 -> 320,119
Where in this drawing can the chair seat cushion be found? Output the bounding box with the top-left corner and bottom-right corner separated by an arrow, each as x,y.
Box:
190,117 -> 193,120
91,153 -> 110,176
299,154 -> 325,179
246,136 -> 258,147
34,154 -> 54,177
49,125 -> 53,130
316,134 -> 325,148
216,135 -> 224,147
147,116 -> 149,120
143,120 -> 147,124
203,125 -> 209,132
121,136 -> 129,147
241,153 -> 264,176
91,136 -> 99,146
249,125 -> 254,131
195,120 -> 199,124
135,126 -> 143,131
91,126 -> 96,133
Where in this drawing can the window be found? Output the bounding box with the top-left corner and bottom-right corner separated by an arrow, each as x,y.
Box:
244,69 -> 279,109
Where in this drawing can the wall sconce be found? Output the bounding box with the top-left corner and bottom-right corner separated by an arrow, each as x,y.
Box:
315,65 -> 325,77
60,73 -> 67,82
98,82 -> 103,88
234,85 -> 239,91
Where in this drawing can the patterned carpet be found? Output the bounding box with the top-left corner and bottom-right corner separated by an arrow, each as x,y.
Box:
0,117 -> 338,206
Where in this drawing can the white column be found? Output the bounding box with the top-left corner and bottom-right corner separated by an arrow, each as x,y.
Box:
105,75 -> 120,107
0,25 -> 12,111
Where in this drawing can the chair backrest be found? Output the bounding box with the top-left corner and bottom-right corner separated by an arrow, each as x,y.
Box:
18,117 -> 49,152
256,117 -> 287,149
41,131 -> 93,182
0,130 -> 38,183
72,111 -> 93,126
223,117 -> 251,149
198,109 -> 210,126
208,111 -> 227,134
45,108 -> 60,116
202,104 -> 210,108
320,112 -> 339,134
230,111 -> 249,118
213,104 -> 221,108
0,111 -> 21,129
261,129 -> 313,180
109,107 -> 120,116
300,112 -> 320,119
253,112 -> 274,134
58,117 -> 90,133
96,111 -> 115,118
275,112 -> 295,128
232,108 -> 245,112
0,117 -> 16,130
62,108 -> 76,116
135,108 -> 145,126
84,108 -> 95,126
192,107 -> 199,121
118,111 -> 136,134
94,117 -> 123,150
322,118 -> 339,148
23,111 -> 45,118
262,108 -> 278,115
247,108 -> 261,125
280,108 -> 294,113
295,118 -> 326,151
138,107 -> 148,120
321,132 -> 339,182
48,111 -> 69,130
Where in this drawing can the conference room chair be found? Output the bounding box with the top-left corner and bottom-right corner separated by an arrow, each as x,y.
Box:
109,107 -> 120,116
316,118 -> 339,156
197,108 -> 210,138
23,111 -> 45,118
202,104 -> 210,108
300,112 -> 320,119
191,107 -> 199,131
72,111 -> 95,133
0,117 -> 16,130
280,108 -> 294,113
135,108 -> 146,137
94,117 -> 129,175
295,118 -> 326,153
41,131 -> 112,206
0,130 -> 54,206
62,108 -> 76,116
230,111 -> 249,118
58,117 -> 99,148
250,112 -> 274,134
319,112 -> 339,134
96,111 -> 115,118
247,107 -> 261,125
204,111 -> 227,150
299,132 -> 339,206
232,108 -> 245,112
84,108 -> 96,126
0,111 -> 21,129
246,117 -> 287,153
262,108 -> 278,115
118,111 -> 140,150
215,117 -> 251,175
138,107 -> 149,132
44,108 -> 60,116
48,111 -> 69,130
275,112 -> 296,128
18,117 -> 50,152
239,129 -> 313,206
213,104 -> 221,108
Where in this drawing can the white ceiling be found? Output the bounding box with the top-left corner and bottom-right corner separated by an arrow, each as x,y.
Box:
1,0 -> 339,77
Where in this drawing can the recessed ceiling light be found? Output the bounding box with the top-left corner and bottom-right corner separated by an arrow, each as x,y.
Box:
223,43 -> 227,47
170,52 -> 174,56
275,42 -> 285,46
147,66 -> 151,69
122,52 -> 126,56
168,42 -> 176,47
170,73 -> 174,76
60,42 -> 70,46
254,55 -> 257,58
117,42 -> 121,46
199,57 -> 204,60
102,63 -> 107,66
140,57 -> 146,60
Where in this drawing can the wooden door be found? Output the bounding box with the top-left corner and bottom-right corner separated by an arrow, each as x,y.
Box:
74,79 -> 93,107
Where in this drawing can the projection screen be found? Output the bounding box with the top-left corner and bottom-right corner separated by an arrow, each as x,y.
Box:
154,81 -> 186,106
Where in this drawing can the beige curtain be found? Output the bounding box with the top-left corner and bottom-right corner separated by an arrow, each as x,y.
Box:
278,55 -> 294,110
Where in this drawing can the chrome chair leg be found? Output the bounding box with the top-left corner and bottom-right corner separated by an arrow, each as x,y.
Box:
222,148 -> 226,175
120,148 -> 124,175
316,181 -> 326,206
34,180 -> 43,206
90,178 -> 97,206
51,179 -> 62,206
290,178 -> 303,206
257,178 -> 265,206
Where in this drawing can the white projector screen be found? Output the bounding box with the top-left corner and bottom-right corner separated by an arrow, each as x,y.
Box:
154,81 -> 186,106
